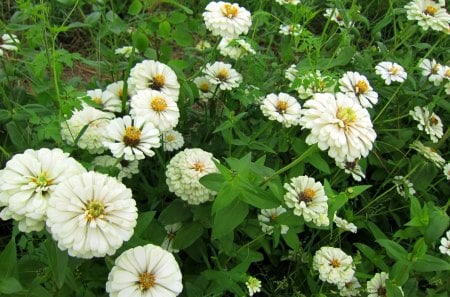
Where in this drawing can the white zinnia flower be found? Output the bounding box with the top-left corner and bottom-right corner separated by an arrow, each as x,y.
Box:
439,230 -> 450,256
61,105 -> 114,154
375,61 -> 408,85
106,244 -> 183,297
285,64 -> 298,82
46,171 -> 138,258
419,58 -> 445,86
279,24 -> 302,36
161,222 -> 182,253
103,115 -> 161,161
405,0 -> 450,32
202,1 -> 252,38
129,60 -> 180,101
443,163 -> 450,180
86,88 -> 121,113
324,8 -> 353,27
260,93 -> 302,127
130,89 -> 180,131
203,61 -> 242,90
367,272 -> 389,297
114,46 -> 138,58
275,0 -> 301,5
91,155 -> 139,181
0,33 -> 19,56
339,71 -> 378,108
258,206 -> 289,235
333,214 -> 357,233
0,148 -> 85,233
337,276 -> 361,297
194,76 -> 216,101
410,140 -> 445,168
245,276 -> 262,296
336,159 -> 365,182
106,80 -> 132,104
393,176 -> 416,197
313,246 -> 355,285
162,130 -> 184,152
300,93 -> 377,163
283,175 -> 329,227
166,148 -> 219,205
218,37 -> 255,59
409,106 -> 444,143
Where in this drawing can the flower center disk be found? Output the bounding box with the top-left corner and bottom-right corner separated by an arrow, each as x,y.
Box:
85,200 -> 105,222
337,107 -> 357,131
123,126 -> 141,147
298,188 -> 315,203
138,272 -> 156,291
192,161 -> 205,172
222,3 -> 238,18
424,5 -> 437,16
276,101 -> 288,113
330,258 -> 341,268
151,74 -> 165,90
217,69 -> 229,81
355,80 -> 369,94
151,96 -> 168,112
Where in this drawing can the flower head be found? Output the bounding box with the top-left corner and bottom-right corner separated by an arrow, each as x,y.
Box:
218,37 -> 255,59
46,171 -> 138,258
114,46 -> 138,58
258,206 -> 289,235
106,244 -> 183,297
419,58 -> 445,86
279,24 -> 303,36
195,40 -> 211,51
245,276 -> 262,296
86,89 -> 121,113
410,140 -> 445,168
92,155 -> 139,181
300,93 -> 377,163
203,61 -> 242,90
333,214 -> 357,233
443,163 -> 450,180
367,272 -> 389,297
375,61 -> 408,85
283,175 -> 329,227
106,80 -> 132,104
324,8 -> 354,27
336,159 -> 365,181
104,115 -> 161,161
405,0 -> 450,32
0,148 -> 85,232
393,176 -> 416,197
194,76 -> 216,101
337,276 -> 361,297
0,33 -> 19,56
161,223 -> 182,253
166,148 -> 219,205
313,246 -> 355,285
339,72 -> 378,108
261,93 -> 302,127
162,130 -> 184,152
409,106 -> 444,143
203,1 -> 252,38
439,230 -> 450,256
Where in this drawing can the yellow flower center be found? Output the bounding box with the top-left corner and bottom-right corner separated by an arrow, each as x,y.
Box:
118,88 -> 123,98
93,96 -> 103,105
330,258 -> 341,268
355,80 -> 369,94
336,13 -> 343,21
192,161 -> 205,172
276,100 -> 288,113
337,107 -> 357,132
167,232 -> 176,240
390,66 -> 399,75
166,134 -> 175,142
431,63 -> 440,74
298,188 -> 315,203
429,115 -> 439,126
138,272 -> 156,291
151,96 -> 168,112
123,126 -> 141,147
217,69 -> 229,81
270,214 -> 278,221
32,172 -> 52,190
151,74 -> 165,90
222,3 -> 238,18
85,200 -> 105,222
318,80 -> 326,90
199,83 -> 210,92
424,5 -> 437,16
445,68 -> 450,79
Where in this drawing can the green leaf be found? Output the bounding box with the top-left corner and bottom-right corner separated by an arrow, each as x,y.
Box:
345,185 -> 371,199
386,280 -> 405,297
172,222 -> 203,250
6,121 -> 27,149
377,239 -> 408,262
159,200 -> 192,225
85,11 -> 101,26
366,221 -> 388,240
354,243 -> 389,271
161,0 -> 193,14
212,200 -> 248,239
412,254 -> 450,272
211,181 -> 240,214
0,109 -> 11,124
424,205 -> 449,244
158,21 -> 171,39
390,260 -> 411,286
328,192 -> 348,219
282,229 -> 300,251
169,12 -> 187,24
0,277 -> 24,294
410,237 -> 427,260
45,239 -> 68,289
239,181 -> 280,209
133,31 -> 149,53
199,173 -> 224,192
172,27 -> 193,47
305,153 -> 330,174
134,211 -> 156,237
0,237 -> 17,279
128,0 -> 143,15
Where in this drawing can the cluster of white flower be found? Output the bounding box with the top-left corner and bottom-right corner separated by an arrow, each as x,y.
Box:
339,71 -> 378,108
375,61 -> 408,85
405,0 -> 450,32
443,163 -> 450,180
313,247 -> 355,285
258,206 -> 289,235
161,222 -> 182,253
324,8 -> 354,27
279,24 -> 303,36
336,159 -> 366,181
202,61 -> 243,91
162,130 -> 185,152
92,155 -> 139,181
409,106 -> 444,143
439,230 -> 450,256
166,148 -> 219,205
245,276 -> 262,296
202,1 -> 252,38
114,45 -> 139,58
418,58 -> 450,92
393,176 -> 417,197
218,37 -> 255,60
410,140 -> 445,168
333,214 -> 357,233
366,272 -> 404,297
0,33 -> 19,56
86,88 -> 122,112
260,92 -> 302,128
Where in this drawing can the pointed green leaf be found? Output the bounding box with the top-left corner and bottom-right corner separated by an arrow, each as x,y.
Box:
45,239 -> 68,289
172,222 -> 203,250
0,237 -> 17,279
212,200 -> 248,239
377,239 -> 408,261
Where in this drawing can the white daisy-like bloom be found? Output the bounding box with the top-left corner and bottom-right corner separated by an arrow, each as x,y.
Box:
405,0 -> 450,32
195,40 -> 211,51
46,171 -> 138,258
283,175 -> 329,227
367,272 -> 390,297
439,230 -> 450,256
91,155 -> 139,181
106,80 -> 133,105
129,60 -> 180,101
166,148 -> 219,205
375,61 -> 408,85
324,8 -> 353,27
275,0 -> 301,5
279,24 -> 302,36
245,276 -> 262,296
409,106 -> 444,143
162,130 -> 184,152
393,176 -> 416,197
260,93 -> 302,128
339,71 -> 378,108
333,214 -> 357,233
313,246 -> 355,285
161,222 -> 182,253
86,89 -> 121,113
337,276 -> 361,297
410,140 -> 445,168
258,206 -> 289,235
443,163 -> 450,180
300,93 -> 377,163
194,76 -> 216,101
61,105 -> 114,154
418,58 -> 445,86
0,33 -> 19,56
285,64 -> 298,82
114,46 -> 139,58
203,61 -> 242,91
106,244 -> 183,297
336,159 -> 365,182
445,80 -> 450,95
202,1 -> 252,38
290,70 -> 336,99
218,37 -> 255,60
103,115 -> 161,161
0,148 -> 85,233
130,89 -> 180,132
